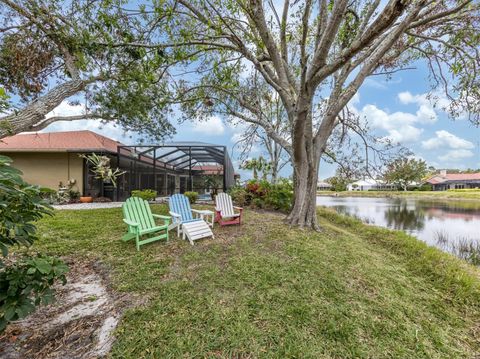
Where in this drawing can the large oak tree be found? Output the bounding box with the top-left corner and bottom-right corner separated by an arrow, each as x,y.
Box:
1,1 -> 479,229
158,0 -> 479,228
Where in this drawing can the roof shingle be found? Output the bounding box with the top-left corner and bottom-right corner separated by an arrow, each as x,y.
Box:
0,130 -> 124,153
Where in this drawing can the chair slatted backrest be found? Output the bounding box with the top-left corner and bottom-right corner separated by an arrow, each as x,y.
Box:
123,197 -> 155,231
169,194 -> 193,222
216,193 -> 235,217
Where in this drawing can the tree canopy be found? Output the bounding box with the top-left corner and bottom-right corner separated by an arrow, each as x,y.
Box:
1,0 -> 479,228
0,0 -> 177,139
384,157 -> 428,191
155,0 -> 479,228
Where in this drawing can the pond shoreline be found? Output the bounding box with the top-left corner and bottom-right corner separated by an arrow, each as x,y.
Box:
317,195 -> 480,265
317,190 -> 480,202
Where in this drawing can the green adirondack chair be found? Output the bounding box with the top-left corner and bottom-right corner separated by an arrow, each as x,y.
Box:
122,197 -> 171,251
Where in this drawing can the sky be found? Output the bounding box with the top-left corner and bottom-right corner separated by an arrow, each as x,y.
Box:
42,62 -> 480,181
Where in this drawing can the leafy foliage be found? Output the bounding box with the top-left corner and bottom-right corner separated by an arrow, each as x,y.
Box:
131,189 -> 157,202
0,155 -> 52,256
0,155 -> 67,331
0,0 -> 179,139
240,157 -> 271,181
81,153 -> 125,188
229,179 -> 293,212
0,254 -> 68,331
384,158 -> 428,191
184,191 -> 198,204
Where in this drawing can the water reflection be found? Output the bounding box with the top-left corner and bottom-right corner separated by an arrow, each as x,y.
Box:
384,200 -> 425,231
317,196 -> 480,264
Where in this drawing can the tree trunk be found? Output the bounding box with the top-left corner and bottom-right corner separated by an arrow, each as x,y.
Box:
285,157 -> 320,229
271,165 -> 278,184
285,103 -> 321,229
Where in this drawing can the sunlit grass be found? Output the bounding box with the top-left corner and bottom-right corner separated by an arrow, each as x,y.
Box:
33,205 -> 480,358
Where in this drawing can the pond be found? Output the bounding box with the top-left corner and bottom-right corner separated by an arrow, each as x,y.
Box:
317,196 -> 480,264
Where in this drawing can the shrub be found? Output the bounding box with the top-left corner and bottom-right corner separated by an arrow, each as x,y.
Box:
251,197 -> 264,208
131,189 -> 157,201
67,189 -> 80,201
264,180 -> 294,212
0,155 -> 68,331
236,178 -> 293,212
229,186 -> 250,207
0,254 -> 68,331
184,191 -> 199,204
39,187 -> 58,204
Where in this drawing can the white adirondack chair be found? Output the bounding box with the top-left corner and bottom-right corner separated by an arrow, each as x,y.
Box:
215,192 -> 243,226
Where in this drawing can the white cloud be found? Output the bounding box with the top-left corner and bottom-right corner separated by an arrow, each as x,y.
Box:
359,90 -> 470,144
191,116 -> 225,136
397,91 -> 439,124
361,104 -> 423,143
46,100 -> 86,118
230,132 -> 244,144
438,149 -> 474,161
421,130 -> 474,150
39,100 -> 136,143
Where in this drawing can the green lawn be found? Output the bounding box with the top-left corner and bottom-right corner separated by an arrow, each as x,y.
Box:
34,205 -> 480,358
317,190 -> 480,200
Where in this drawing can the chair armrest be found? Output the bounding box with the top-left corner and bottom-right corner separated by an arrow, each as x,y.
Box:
192,209 -> 213,214
123,219 -> 139,227
152,214 -> 170,220
233,206 -> 243,211
169,211 -> 181,218
152,214 -> 170,224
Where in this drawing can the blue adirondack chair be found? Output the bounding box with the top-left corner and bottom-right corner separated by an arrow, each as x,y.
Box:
168,194 -> 214,238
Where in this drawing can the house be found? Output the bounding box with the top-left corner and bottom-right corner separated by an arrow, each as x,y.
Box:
317,181 -> 332,190
0,130 -> 235,200
425,170 -> 480,191
347,179 -> 396,191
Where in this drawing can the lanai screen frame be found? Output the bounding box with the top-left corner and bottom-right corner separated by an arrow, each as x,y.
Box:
116,142 -> 235,198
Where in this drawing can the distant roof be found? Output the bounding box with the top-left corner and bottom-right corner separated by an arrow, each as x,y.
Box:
317,181 -> 332,187
350,179 -> 384,186
0,130 -> 124,153
426,172 -> 480,184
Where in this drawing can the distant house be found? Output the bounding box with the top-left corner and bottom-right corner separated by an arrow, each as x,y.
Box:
0,130 -> 235,200
347,179 -> 396,191
425,170 -> 480,191
317,181 -> 332,190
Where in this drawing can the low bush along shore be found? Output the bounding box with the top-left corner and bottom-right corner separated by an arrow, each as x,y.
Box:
317,190 -> 480,200
27,205 -> 480,358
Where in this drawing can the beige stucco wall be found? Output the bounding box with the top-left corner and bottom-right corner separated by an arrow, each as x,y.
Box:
1,152 -> 84,194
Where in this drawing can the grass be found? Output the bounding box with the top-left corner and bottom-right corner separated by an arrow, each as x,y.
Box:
317,190 -> 480,200
32,205 -> 480,358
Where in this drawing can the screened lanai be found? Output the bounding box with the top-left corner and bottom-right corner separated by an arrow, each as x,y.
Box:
114,142 -> 235,200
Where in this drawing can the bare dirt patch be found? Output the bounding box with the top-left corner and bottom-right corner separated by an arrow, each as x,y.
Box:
0,259 -> 133,359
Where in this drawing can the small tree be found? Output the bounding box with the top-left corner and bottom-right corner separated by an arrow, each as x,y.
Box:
0,155 -> 68,331
241,156 -> 272,181
384,158 -> 428,191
